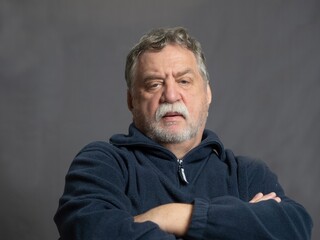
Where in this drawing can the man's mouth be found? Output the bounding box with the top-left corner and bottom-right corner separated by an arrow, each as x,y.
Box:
162,112 -> 185,119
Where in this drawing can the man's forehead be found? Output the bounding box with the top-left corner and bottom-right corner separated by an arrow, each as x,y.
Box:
137,46 -> 197,69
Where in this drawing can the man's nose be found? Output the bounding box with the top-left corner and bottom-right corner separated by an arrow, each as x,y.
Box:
160,80 -> 181,103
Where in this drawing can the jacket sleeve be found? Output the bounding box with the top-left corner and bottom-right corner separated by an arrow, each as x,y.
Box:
54,142 -> 176,240
185,155 -> 313,240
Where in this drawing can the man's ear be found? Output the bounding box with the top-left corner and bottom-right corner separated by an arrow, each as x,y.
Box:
206,82 -> 212,105
127,90 -> 134,112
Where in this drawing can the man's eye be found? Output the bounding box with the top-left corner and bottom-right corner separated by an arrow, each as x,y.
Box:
147,82 -> 162,90
179,79 -> 190,85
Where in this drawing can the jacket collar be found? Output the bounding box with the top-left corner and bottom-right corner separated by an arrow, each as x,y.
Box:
110,123 -> 225,161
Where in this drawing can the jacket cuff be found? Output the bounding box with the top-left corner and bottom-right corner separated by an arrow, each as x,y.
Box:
185,198 -> 209,239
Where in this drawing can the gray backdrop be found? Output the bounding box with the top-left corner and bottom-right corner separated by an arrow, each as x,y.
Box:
1,0 -> 319,239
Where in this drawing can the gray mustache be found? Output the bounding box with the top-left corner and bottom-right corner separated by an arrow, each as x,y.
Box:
155,102 -> 189,121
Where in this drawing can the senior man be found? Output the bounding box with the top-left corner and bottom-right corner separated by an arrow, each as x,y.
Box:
54,27 -> 313,239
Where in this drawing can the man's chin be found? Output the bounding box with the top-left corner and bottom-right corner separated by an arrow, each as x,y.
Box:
149,126 -> 192,143
158,123 -> 185,133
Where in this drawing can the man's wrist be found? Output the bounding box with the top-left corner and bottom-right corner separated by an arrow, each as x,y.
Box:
134,203 -> 193,237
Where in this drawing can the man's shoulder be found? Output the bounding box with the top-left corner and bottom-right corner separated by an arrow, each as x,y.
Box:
224,149 -> 268,173
75,140 -> 131,161
78,141 -> 113,153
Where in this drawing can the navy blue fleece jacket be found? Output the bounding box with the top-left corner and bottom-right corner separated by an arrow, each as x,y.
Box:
54,124 -> 313,239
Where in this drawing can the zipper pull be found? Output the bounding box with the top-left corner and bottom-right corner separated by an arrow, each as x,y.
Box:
177,159 -> 189,184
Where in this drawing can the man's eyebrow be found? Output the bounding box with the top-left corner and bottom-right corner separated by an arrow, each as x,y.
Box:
143,74 -> 165,82
174,68 -> 195,77
142,69 -> 195,82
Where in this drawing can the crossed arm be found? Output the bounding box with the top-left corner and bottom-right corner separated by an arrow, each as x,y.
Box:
134,192 -> 281,237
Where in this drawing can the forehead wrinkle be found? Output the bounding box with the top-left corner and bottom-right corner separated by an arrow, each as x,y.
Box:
136,46 -> 200,83
142,68 -> 196,83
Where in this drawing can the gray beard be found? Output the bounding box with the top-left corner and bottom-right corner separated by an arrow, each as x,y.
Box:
147,123 -> 198,143
133,102 -> 209,144
145,113 -> 208,144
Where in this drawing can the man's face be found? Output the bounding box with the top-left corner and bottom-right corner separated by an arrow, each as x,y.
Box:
127,44 -> 212,144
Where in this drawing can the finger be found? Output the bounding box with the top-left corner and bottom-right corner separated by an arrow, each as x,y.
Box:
249,192 -> 263,203
273,197 -> 282,203
259,192 -> 276,201
258,193 -> 281,203
253,192 -> 282,203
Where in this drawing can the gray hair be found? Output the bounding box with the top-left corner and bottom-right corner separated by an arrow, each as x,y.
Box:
125,27 -> 209,89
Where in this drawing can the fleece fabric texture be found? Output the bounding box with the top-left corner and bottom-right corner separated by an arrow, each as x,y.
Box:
54,124 -> 313,239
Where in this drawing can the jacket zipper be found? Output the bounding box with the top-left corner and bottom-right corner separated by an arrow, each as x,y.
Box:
177,159 -> 189,184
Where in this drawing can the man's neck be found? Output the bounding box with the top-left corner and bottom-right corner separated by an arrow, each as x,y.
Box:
160,137 -> 202,159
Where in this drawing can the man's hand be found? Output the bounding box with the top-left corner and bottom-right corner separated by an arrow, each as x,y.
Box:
249,192 -> 281,203
134,203 -> 193,237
